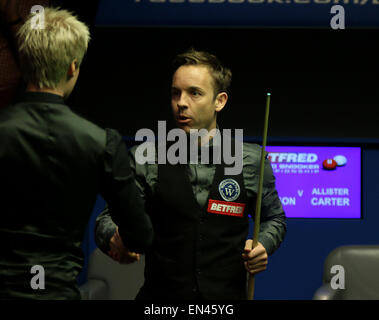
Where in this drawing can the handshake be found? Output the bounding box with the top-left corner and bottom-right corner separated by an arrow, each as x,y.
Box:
108,227 -> 140,264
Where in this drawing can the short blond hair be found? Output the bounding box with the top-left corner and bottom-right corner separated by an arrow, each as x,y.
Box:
17,7 -> 90,88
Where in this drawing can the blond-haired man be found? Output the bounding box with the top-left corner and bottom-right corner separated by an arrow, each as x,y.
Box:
0,7 -> 153,299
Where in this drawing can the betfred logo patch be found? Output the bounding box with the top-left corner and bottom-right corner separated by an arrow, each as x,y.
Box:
207,199 -> 245,217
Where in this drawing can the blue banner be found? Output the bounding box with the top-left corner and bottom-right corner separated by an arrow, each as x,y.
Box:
95,0 -> 379,27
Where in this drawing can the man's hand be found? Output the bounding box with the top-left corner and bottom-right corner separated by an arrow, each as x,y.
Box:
108,227 -> 140,264
242,239 -> 268,275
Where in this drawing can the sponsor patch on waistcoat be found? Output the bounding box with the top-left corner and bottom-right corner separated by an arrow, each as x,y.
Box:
207,199 -> 245,217
218,178 -> 240,201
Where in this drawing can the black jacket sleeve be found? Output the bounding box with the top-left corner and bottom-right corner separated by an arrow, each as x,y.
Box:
98,129 -> 153,253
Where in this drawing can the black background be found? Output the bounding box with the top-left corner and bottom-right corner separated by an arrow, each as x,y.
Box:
67,26 -> 379,141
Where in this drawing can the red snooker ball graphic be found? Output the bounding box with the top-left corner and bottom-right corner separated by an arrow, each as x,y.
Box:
322,158 -> 337,170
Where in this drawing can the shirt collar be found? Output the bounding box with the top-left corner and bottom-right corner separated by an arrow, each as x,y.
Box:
17,91 -> 65,105
199,125 -> 221,149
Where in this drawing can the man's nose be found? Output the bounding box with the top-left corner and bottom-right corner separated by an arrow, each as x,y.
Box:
177,93 -> 189,109
178,104 -> 188,114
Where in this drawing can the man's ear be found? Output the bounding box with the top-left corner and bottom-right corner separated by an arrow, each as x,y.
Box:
67,59 -> 78,77
215,92 -> 228,112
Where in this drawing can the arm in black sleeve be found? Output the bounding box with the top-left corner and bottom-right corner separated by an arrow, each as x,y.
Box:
98,129 -> 153,253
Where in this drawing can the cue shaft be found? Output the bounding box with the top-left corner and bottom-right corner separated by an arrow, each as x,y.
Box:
247,93 -> 271,300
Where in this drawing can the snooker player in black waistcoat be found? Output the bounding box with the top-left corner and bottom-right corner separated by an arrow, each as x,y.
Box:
95,49 -> 286,300
0,7 -> 153,299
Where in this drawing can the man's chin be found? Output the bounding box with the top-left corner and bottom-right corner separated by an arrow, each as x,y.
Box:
176,123 -> 191,133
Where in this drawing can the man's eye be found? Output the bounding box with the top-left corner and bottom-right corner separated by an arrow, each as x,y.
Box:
191,90 -> 201,96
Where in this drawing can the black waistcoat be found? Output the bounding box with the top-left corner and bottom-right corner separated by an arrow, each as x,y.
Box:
143,148 -> 253,300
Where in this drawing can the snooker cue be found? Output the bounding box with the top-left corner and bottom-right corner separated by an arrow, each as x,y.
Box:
247,92 -> 271,300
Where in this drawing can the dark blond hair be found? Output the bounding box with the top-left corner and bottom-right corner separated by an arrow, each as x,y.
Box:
17,7 -> 90,88
172,49 -> 232,97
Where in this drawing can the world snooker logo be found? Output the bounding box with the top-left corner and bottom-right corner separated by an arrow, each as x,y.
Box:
219,179 -> 240,202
